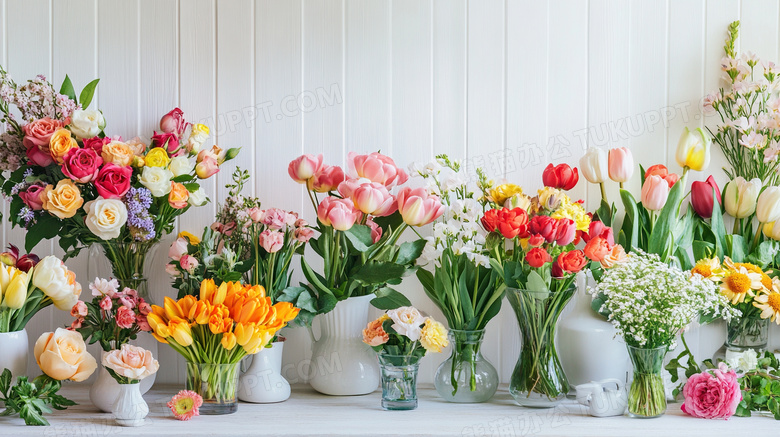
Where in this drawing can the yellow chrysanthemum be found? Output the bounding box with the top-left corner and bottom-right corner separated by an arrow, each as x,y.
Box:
550,201 -> 591,232
487,184 -> 523,206
691,258 -> 725,282
419,318 -> 449,353
753,291 -> 780,324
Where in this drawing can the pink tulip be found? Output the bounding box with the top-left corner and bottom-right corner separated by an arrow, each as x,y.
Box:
396,187 -> 445,227
608,147 -> 634,183
309,165 -> 345,193
248,207 -> 264,223
258,230 -> 285,253
169,237 -> 189,261
294,226 -> 314,243
288,154 -> 323,184
367,218 -> 383,244
195,156 -> 219,179
341,180 -> 397,217
641,175 -> 670,211
317,197 -> 361,231
348,152 -> 408,188
554,218 -> 577,246
261,208 -> 288,230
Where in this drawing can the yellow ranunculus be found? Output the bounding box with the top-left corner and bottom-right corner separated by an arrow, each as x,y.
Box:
419,318 -> 449,353
144,147 -> 171,168
221,332 -> 236,351
34,328 -> 97,382
676,127 -> 711,171
41,179 -> 84,219
48,128 -> 78,164
551,201 -> 591,232
504,193 -> 532,210
487,184 -> 523,206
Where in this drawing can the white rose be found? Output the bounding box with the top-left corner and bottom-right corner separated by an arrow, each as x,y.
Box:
139,166 -> 174,197
84,197 -> 128,240
32,256 -> 82,311
69,109 -> 105,139
186,123 -> 209,153
387,306 -> 426,341
169,156 -> 194,177
188,187 -> 208,206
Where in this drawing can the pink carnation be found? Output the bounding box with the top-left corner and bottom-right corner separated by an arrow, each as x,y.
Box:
682,363 -> 741,419
115,306 -> 136,329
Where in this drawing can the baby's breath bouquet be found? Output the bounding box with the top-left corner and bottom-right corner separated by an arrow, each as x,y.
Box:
590,250 -> 738,418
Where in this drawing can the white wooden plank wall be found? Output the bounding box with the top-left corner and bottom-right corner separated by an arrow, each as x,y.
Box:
1,0 -> 777,385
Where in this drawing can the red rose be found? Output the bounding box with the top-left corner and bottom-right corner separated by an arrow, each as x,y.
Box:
529,215 -> 559,243
62,147 -> 103,183
481,209 -> 500,233
553,250 -> 588,277
82,136 -> 112,155
19,183 -> 47,210
584,236 -> 611,262
525,247 -> 552,268
496,207 -> 529,239
542,163 -> 579,191
94,164 -> 132,199
555,218 -> 577,246
151,131 -> 180,155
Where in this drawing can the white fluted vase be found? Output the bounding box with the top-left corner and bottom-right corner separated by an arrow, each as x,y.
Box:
90,351 -> 156,412
308,294 -> 379,396
238,341 -> 291,403
112,383 -> 148,427
0,329 -> 28,384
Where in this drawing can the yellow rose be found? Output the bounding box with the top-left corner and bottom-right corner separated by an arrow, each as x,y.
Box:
100,141 -> 134,166
419,318 -> 448,353
144,147 -> 171,168
487,184 -> 523,206
34,328 -> 97,382
48,128 -> 78,164
41,179 -> 84,219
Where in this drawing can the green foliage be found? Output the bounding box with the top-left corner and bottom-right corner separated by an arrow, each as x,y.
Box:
735,352 -> 780,419
0,369 -> 76,426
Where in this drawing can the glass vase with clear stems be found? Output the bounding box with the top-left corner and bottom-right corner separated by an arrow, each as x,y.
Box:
726,314 -> 769,353
378,354 -> 421,410
626,344 -> 669,418
185,362 -> 241,415
433,329 -> 499,403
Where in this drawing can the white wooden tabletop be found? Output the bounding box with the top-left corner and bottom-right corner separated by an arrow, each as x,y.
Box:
0,384 -> 775,436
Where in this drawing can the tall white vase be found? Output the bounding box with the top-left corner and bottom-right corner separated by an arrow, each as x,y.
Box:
238,341 -> 291,403
0,329 -> 28,383
558,277 -> 630,390
308,294 -> 379,396
90,350 -> 156,412
112,383 -> 148,427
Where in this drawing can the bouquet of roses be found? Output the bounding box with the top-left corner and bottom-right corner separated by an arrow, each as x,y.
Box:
101,344 -> 158,385
69,277 -> 154,352
284,152 -> 442,325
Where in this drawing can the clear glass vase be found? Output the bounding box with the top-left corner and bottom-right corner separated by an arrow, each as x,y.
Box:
89,240 -> 160,302
433,329 -> 498,403
726,315 -> 769,353
626,345 -> 668,418
185,362 -> 240,415
507,287 -> 574,407
378,354 -> 421,410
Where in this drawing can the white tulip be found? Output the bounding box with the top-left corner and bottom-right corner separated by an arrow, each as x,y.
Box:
579,148 -> 609,184
756,186 -> 780,223
724,177 -> 762,218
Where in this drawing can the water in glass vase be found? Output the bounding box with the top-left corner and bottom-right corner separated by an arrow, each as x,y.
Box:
626,344 -> 668,418
378,354 -> 420,410
186,362 -> 240,415
725,315 -> 769,353
433,329 -> 498,403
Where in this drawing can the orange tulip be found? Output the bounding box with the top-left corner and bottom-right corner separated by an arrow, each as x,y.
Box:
235,322 -> 255,346
164,296 -> 185,320
178,295 -> 198,318
189,301 -> 211,324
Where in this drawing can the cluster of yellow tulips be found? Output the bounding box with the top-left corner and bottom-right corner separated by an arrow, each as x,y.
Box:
148,279 -> 299,364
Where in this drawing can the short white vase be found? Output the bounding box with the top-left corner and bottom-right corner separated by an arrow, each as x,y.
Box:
112,383 -> 148,427
238,341 -> 291,403
0,329 -> 28,383
90,351 -> 155,412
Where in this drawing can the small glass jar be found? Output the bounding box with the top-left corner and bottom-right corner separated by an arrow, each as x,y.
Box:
185,362 -> 240,415
626,344 -> 668,418
378,354 -> 421,410
726,315 -> 769,353
433,329 -> 498,403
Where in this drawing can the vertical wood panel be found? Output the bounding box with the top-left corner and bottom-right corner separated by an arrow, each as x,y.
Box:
740,0 -> 779,62
432,0 -> 466,160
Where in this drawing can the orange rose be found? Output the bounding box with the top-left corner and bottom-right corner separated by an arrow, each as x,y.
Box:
101,141 -> 134,166
49,128 -> 78,164
168,182 -> 189,209
41,179 -> 84,219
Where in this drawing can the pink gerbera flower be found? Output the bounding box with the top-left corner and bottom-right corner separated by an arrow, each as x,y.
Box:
167,390 -> 203,421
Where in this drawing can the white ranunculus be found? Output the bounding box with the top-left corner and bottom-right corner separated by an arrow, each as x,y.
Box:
84,197 -> 128,240
138,166 -> 174,197
32,256 -> 82,311
387,306 -> 426,341
168,155 -> 195,177
188,187 -> 208,206
69,109 -> 105,139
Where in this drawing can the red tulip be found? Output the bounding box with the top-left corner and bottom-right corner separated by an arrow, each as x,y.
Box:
552,250 -> 588,277
542,163 -> 579,191
525,247 -> 552,268
529,215 -> 559,243
690,175 -> 722,219
555,218 -> 577,246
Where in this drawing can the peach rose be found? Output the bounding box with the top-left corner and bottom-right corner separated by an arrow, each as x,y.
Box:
22,117 -> 66,152
600,245 -> 628,269
34,328 -> 97,382
101,141 -> 134,166
102,344 -> 159,382
168,182 -> 189,209
41,179 -> 84,219
48,128 -> 78,164
126,137 -> 148,156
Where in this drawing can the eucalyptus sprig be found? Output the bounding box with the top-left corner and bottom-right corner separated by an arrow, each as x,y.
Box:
0,369 -> 76,426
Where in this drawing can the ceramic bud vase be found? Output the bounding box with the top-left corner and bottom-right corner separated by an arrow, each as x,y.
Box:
238,341 -> 291,403
91,351 -> 156,412
0,329 -> 28,383
507,286 -> 574,407
433,329 -> 499,403
626,345 -> 668,418
112,383 -> 149,427
308,294 -> 379,396
378,354 -> 421,410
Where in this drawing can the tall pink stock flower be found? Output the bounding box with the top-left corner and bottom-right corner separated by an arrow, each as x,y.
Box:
288,154 -> 323,184
339,180 -> 397,217
308,165 -> 345,193
317,197 -> 361,231
348,151 -> 409,188
258,230 -> 285,253
641,175 -> 670,211
681,363 -> 741,419
396,187 -> 444,226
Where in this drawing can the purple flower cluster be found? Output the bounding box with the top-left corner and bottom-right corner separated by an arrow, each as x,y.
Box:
125,187 -> 156,241
19,206 -> 34,227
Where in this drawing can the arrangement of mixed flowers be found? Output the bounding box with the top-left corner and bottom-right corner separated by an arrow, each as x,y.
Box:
363,306 -> 449,357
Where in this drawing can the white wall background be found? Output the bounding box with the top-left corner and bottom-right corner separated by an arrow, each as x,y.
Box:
1,0 -> 778,386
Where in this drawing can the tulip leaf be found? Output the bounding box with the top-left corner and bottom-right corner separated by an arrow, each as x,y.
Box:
370,287 -> 412,310
526,270 -> 548,293
709,187 -> 727,260
352,262 -> 406,284
594,199 -> 614,227
372,211 -> 404,233
59,75 -> 77,102
747,241 -> 780,269
78,79 -> 100,109
344,225 -> 373,253
619,189 -> 639,253
648,173 -> 686,261
692,240 -> 716,261
416,268 -> 434,294
395,239 -> 426,266
726,235 -> 746,262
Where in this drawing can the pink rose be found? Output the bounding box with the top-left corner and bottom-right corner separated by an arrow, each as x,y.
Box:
179,254 -> 199,273
138,300 -> 152,316
309,165 -> 345,193
367,218 -> 383,244
195,156 -> 219,179
151,131 -> 180,155
26,144 -> 54,166
168,237 -> 189,261
99,295 -> 112,311
348,151 -> 409,188
261,208 -> 288,230
258,230 -> 285,253
22,117 -> 65,152
19,183 -> 47,210
115,306 -> 136,329
82,136 -> 112,155
682,363 -> 741,419
62,147 -> 103,183
119,295 -> 136,309
136,314 -> 151,332
160,108 -> 187,136
71,301 -> 88,318
94,164 -> 132,199
294,226 -> 314,243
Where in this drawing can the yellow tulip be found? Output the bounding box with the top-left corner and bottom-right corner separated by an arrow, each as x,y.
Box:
177,231 -> 201,245
189,301 -> 211,325
235,322 -> 255,346
765,221 -> 780,241
0,265 -> 10,304
676,127 -> 711,171
199,279 -> 218,303
163,296 -> 185,320
221,332 -> 237,351
4,270 -> 29,309
237,300 -> 257,324
178,295 -> 197,318
169,318 -> 193,347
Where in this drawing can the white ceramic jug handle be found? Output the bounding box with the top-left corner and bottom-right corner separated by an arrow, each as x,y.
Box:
307,324 -> 319,343
597,378 -> 624,391
240,355 -> 252,374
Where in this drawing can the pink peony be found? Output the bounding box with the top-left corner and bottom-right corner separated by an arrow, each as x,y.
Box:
681,363 -> 741,419
19,183 -> 47,210
294,226 -> 314,243
99,295 -> 112,311
261,208 -> 288,230
115,306 -> 136,329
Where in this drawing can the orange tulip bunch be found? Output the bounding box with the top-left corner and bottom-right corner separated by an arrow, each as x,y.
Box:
148,279 -> 299,364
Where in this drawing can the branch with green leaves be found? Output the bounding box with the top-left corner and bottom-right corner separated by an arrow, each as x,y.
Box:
0,369 -> 76,426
